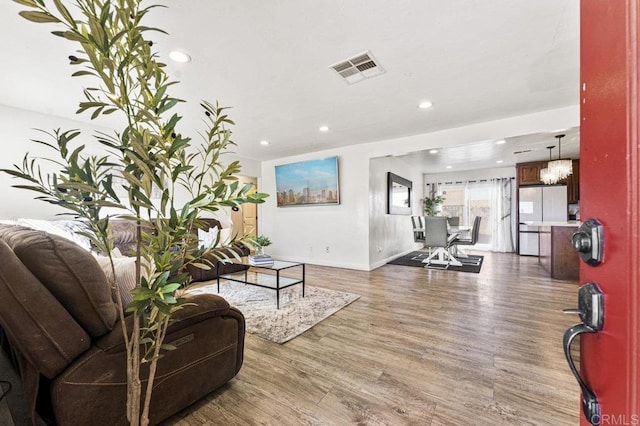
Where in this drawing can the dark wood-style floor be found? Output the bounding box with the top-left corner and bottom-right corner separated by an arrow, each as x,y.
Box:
165,251 -> 580,425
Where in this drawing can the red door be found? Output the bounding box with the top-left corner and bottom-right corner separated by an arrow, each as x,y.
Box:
579,1 -> 640,425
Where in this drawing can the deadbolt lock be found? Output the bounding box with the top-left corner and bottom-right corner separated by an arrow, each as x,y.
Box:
572,218 -> 604,266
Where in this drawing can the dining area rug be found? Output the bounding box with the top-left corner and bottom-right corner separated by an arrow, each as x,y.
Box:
387,251 -> 484,273
188,283 -> 360,344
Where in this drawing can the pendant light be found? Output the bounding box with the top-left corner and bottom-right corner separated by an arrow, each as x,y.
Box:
547,134 -> 573,180
540,145 -> 557,185
541,134 -> 573,185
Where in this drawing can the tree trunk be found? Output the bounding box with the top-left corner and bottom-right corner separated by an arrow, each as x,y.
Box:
140,317 -> 170,426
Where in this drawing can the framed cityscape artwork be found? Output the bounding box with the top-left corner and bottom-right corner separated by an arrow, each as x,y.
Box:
275,156 -> 340,207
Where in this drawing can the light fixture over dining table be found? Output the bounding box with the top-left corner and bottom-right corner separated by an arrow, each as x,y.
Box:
540,134 -> 573,185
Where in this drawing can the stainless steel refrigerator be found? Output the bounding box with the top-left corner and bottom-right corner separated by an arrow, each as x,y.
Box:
518,185 -> 568,256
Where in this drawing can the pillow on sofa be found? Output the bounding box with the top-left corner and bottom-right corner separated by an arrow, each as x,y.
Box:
198,227 -> 233,249
219,227 -> 231,244
197,227 -> 219,249
93,255 -> 137,308
15,218 -> 93,251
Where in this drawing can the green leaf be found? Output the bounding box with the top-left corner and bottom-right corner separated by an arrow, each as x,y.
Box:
160,294 -> 176,304
13,0 -> 38,7
160,344 -> 177,351
161,283 -> 181,293
71,70 -> 96,77
52,0 -> 74,25
61,31 -> 86,42
19,10 -> 60,23
190,262 -> 212,271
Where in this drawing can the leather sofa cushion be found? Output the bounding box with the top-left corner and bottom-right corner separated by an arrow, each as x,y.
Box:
0,240 -> 90,378
0,225 -> 117,337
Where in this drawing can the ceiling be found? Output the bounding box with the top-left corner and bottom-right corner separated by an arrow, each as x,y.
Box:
0,1 -> 579,167
400,126 -> 580,174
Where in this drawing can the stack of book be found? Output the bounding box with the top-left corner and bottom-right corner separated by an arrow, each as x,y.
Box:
248,254 -> 274,266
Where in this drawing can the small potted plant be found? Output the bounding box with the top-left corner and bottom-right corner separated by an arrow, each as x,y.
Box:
252,235 -> 272,256
423,195 -> 445,216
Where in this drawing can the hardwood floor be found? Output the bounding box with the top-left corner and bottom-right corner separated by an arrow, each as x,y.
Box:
164,251 -> 580,425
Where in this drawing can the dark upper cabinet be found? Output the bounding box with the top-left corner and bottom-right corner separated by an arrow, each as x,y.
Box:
566,160 -> 580,204
517,161 -> 546,186
516,159 -> 580,202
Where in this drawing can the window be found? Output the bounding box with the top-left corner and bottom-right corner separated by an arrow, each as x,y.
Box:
431,178 -> 514,252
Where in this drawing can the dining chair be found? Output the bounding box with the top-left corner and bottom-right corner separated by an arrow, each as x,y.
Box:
421,217 -> 462,268
411,216 -> 425,245
447,216 -> 460,226
411,215 -> 423,230
451,216 -> 481,256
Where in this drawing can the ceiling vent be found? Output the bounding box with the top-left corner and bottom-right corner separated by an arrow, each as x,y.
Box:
330,51 -> 385,84
513,149 -> 533,154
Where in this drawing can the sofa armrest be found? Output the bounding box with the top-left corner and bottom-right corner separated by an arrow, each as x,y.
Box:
185,243 -> 250,282
95,293 -> 231,353
52,292 -> 245,426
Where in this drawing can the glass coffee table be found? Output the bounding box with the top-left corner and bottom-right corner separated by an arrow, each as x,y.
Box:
216,258 -> 305,309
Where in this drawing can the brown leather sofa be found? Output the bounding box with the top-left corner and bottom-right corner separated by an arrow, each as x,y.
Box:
0,224 -> 245,425
108,218 -> 250,282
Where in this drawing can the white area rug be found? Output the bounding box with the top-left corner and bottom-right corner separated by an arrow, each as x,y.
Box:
189,282 -> 360,344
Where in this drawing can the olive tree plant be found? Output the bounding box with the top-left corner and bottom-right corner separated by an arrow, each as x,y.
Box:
4,0 -> 267,424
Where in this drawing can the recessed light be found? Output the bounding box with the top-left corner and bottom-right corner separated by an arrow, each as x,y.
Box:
319,125 -> 329,132
260,140 -> 270,146
418,101 -> 433,109
429,149 -> 439,154
169,50 -> 191,63
446,165 -> 452,169
496,160 -> 504,164
496,140 -> 506,145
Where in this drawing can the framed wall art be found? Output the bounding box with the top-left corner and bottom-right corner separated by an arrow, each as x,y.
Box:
275,156 -> 340,207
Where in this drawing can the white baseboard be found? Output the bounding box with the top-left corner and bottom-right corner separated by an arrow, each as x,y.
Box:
272,246 -> 422,272
368,247 -> 419,271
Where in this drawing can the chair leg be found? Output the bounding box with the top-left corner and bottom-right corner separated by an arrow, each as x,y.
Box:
422,244 -> 433,255
451,245 -> 469,258
422,247 -> 463,267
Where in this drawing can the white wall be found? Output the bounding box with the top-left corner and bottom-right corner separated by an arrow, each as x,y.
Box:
225,154 -> 261,180
0,104 -> 114,219
0,104 -> 262,220
260,105 -> 579,271
368,156 -> 424,269
260,145 -> 370,270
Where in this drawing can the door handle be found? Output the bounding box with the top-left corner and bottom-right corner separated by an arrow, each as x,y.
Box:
572,218 -> 604,266
563,323 -> 600,425
563,282 -> 604,426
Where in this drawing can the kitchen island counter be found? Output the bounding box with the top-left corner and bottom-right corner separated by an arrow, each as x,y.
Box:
521,221 -> 581,227
538,224 -> 580,281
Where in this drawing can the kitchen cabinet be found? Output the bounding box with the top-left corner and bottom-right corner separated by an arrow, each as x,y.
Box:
516,159 -> 580,202
517,161 -> 546,186
516,160 -> 580,254
566,160 -> 580,204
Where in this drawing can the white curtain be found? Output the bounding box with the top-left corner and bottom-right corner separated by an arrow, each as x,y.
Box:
431,177 -> 514,252
489,178 -> 514,252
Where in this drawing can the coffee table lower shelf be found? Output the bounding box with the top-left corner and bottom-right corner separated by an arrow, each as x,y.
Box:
216,261 -> 305,309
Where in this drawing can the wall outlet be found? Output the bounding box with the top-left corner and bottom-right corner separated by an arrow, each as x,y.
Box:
325,246 -> 330,253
